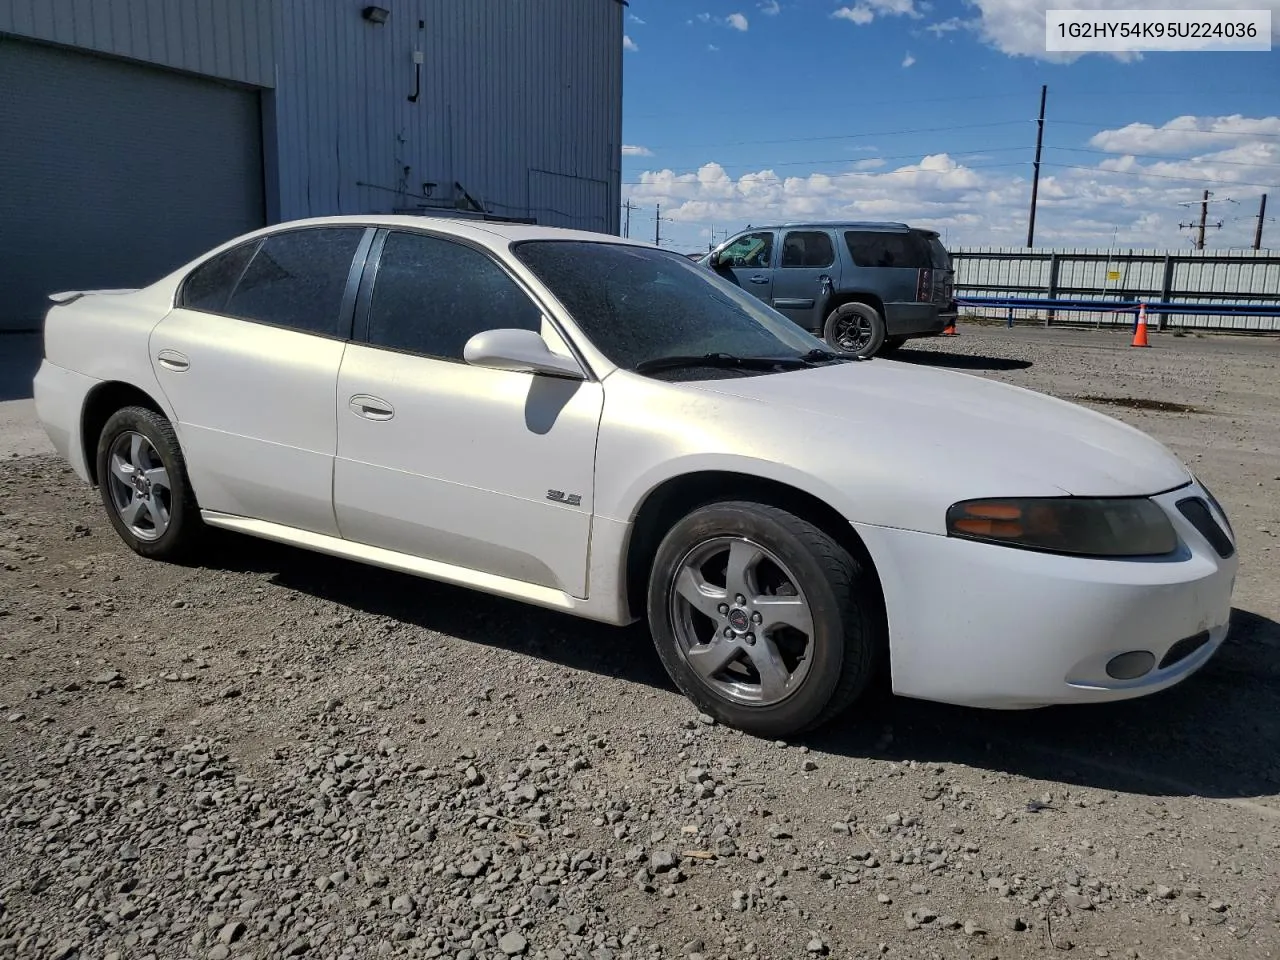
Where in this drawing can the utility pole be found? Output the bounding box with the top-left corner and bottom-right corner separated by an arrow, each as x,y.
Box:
1255,193 -> 1268,250
1026,83 -> 1047,248
1196,189 -> 1210,250
655,203 -> 661,246
1178,190 -> 1224,249
622,199 -> 635,239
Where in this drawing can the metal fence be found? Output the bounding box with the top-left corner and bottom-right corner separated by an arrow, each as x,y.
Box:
950,247 -> 1280,332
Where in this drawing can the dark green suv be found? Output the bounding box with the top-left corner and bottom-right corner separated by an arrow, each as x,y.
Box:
697,221 -> 956,358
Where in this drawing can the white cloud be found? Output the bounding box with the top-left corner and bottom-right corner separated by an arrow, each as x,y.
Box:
727,12 -> 749,30
759,0 -> 781,13
833,0 -> 923,24
622,145 -> 654,157
621,120 -> 1279,251
1089,115 -> 1280,154
901,51 -> 916,66
697,12 -> 713,22
623,34 -> 638,51
964,0 -> 1280,62
925,16 -> 969,35
628,13 -> 645,24
832,6 -> 874,24
708,43 -> 721,51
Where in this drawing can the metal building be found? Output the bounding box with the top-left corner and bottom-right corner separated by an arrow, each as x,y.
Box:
0,0 -> 624,331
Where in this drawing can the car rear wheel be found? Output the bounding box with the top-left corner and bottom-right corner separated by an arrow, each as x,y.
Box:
96,405 -> 203,561
823,302 -> 886,358
646,500 -> 879,737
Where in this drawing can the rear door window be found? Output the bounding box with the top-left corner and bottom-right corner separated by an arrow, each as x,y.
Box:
780,230 -> 836,268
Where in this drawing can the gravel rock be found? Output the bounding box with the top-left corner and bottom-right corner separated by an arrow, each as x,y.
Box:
499,931 -> 528,955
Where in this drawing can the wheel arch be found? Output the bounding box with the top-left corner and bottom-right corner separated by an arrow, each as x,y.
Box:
80,382 -> 169,486
823,290 -> 886,322
622,470 -> 888,643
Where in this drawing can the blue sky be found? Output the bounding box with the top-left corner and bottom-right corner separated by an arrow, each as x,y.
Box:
619,0 -> 1280,252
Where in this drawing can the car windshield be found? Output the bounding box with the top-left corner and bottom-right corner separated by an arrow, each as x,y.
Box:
511,239 -> 833,373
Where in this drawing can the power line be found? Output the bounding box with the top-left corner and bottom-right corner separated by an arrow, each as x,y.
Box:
622,159 -> 1028,187
1048,119 -> 1280,139
1042,163 -> 1279,190
1045,145 -> 1280,169
637,120 -> 1029,152
623,88 -> 1265,122
636,146 -> 1029,175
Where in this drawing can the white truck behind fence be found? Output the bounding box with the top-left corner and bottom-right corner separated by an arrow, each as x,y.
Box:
950,247 -> 1280,332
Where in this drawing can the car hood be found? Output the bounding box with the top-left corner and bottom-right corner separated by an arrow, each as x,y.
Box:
684,358 -> 1192,497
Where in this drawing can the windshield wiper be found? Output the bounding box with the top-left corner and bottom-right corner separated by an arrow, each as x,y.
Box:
634,352 -> 813,374
799,348 -> 856,364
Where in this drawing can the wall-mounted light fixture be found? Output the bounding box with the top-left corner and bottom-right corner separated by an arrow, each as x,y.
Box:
361,6 -> 390,24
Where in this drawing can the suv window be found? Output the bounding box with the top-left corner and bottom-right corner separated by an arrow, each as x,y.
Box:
843,231 -> 932,269
365,231 -> 542,361
223,227 -> 366,337
717,231 -> 774,268
180,241 -> 260,314
781,230 -> 835,268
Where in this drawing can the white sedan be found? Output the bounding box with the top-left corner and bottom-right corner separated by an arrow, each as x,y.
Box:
33,216 -> 1237,737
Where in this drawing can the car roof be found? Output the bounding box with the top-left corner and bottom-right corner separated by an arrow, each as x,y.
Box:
253,214 -> 655,248
745,221 -> 914,232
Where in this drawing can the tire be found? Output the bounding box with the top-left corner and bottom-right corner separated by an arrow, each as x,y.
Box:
646,500 -> 880,738
95,405 -> 204,561
823,302 -> 885,358
879,335 -> 908,355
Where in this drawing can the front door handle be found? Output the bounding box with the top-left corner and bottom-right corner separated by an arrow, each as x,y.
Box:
156,349 -> 190,372
349,395 -> 394,421
748,275 -> 770,284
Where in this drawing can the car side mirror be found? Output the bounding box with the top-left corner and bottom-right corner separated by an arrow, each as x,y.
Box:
462,328 -> 586,380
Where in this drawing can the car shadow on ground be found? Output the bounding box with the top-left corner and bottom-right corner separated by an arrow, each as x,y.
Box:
198,532 -> 1279,803
891,347 -> 1032,372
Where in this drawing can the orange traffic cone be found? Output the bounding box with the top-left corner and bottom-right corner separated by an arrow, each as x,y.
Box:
940,319 -> 958,336
1131,303 -> 1151,347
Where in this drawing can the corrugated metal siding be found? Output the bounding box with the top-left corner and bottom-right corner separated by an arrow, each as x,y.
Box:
270,0 -> 623,234
0,0 -> 275,86
951,246 -> 1280,332
0,35 -> 265,329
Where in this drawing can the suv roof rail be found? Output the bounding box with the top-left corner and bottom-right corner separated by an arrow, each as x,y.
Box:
754,220 -> 913,230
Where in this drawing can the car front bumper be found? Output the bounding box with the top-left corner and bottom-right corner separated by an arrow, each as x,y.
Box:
852,480 -> 1237,709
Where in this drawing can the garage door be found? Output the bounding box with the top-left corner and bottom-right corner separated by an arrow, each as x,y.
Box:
0,37 -> 266,331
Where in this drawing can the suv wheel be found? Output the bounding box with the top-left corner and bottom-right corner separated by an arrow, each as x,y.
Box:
646,500 -> 879,737
823,302 -> 886,358
96,405 -> 204,561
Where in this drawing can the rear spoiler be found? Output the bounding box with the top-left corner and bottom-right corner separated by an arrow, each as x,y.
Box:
48,288 -> 140,304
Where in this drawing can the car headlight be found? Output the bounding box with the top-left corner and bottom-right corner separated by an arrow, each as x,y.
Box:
945,497 -> 1179,558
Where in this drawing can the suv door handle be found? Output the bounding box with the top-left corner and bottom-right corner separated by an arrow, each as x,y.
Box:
748,275 -> 770,284
156,349 -> 190,372
349,395 -> 394,421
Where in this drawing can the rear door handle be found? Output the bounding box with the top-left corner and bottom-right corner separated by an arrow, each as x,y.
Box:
748,275 -> 770,284
156,349 -> 189,372
349,395 -> 394,421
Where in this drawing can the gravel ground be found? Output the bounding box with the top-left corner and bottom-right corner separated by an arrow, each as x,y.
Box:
2,325 -> 1279,960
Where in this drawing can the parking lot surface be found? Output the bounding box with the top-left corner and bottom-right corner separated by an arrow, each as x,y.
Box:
2,326 -> 1278,960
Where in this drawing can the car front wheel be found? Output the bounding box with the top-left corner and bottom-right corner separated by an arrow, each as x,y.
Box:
647,500 -> 879,737
96,405 -> 203,561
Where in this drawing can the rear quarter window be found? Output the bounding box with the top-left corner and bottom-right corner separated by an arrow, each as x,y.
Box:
843,231 -> 932,269
179,241 -> 260,314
